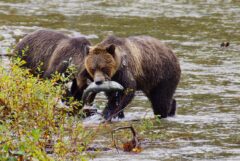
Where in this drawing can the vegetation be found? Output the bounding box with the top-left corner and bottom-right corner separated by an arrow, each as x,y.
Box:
0,57 -> 96,160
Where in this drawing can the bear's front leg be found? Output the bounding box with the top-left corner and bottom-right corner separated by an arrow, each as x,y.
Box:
68,75 -> 95,114
103,89 -> 135,120
72,71 -> 94,102
103,73 -> 136,120
61,78 -> 87,115
103,91 -> 121,119
70,78 -> 87,101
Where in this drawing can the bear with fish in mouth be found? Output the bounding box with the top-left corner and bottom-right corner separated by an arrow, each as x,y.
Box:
84,35 -> 181,120
14,29 -> 92,102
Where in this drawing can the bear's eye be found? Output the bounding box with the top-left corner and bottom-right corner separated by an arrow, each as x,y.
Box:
90,68 -> 96,74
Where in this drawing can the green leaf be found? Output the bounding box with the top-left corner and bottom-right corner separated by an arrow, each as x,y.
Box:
31,129 -> 41,142
6,157 -> 17,161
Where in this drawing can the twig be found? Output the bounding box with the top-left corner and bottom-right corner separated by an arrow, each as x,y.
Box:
111,125 -> 140,152
0,98 -> 6,106
0,53 -> 15,57
111,128 -> 120,153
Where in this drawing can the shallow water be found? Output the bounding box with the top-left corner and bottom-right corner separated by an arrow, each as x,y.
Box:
0,0 -> 240,160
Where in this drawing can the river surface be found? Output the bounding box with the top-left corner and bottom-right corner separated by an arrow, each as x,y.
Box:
0,1 -> 240,160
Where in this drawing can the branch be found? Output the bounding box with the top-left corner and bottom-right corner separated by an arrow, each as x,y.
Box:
0,53 -> 15,57
111,125 -> 141,152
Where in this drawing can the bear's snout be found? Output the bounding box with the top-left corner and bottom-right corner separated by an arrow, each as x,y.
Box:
94,71 -> 105,85
95,79 -> 103,85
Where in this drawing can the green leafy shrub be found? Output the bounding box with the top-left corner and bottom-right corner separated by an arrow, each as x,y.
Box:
0,57 -> 92,160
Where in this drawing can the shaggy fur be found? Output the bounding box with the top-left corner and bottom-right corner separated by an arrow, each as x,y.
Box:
14,29 -> 91,101
84,35 -> 181,119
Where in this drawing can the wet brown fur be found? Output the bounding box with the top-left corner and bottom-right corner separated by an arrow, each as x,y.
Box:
85,47 -> 118,79
14,29 -> 91,101
15,29 -> 90,77
85,35 -> 181,119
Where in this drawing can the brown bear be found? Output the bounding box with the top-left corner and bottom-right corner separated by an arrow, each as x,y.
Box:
14,29 -> 92,101
84,35 -> 181,120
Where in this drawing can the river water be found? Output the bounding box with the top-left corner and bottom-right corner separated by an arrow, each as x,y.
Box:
0,1 -> 240,160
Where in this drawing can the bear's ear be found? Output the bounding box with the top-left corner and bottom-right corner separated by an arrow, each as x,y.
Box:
106,44 -> 115,56
85,46 -> 92,55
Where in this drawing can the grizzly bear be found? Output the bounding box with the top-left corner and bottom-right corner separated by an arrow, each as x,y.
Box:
84,35 -> 181,120
14,29 -> 91,101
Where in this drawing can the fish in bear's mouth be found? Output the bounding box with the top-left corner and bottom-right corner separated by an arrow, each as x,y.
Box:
82,81 -> 124,120
82,81 -> 124,102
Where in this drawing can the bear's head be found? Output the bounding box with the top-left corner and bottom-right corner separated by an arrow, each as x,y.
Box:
84,44 -> 119,85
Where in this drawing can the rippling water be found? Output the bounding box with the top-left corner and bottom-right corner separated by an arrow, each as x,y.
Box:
0,1 -> 240,160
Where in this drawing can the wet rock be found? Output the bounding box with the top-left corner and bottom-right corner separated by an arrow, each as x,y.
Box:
86,146 -> 111,151
82,107 -> 98,118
